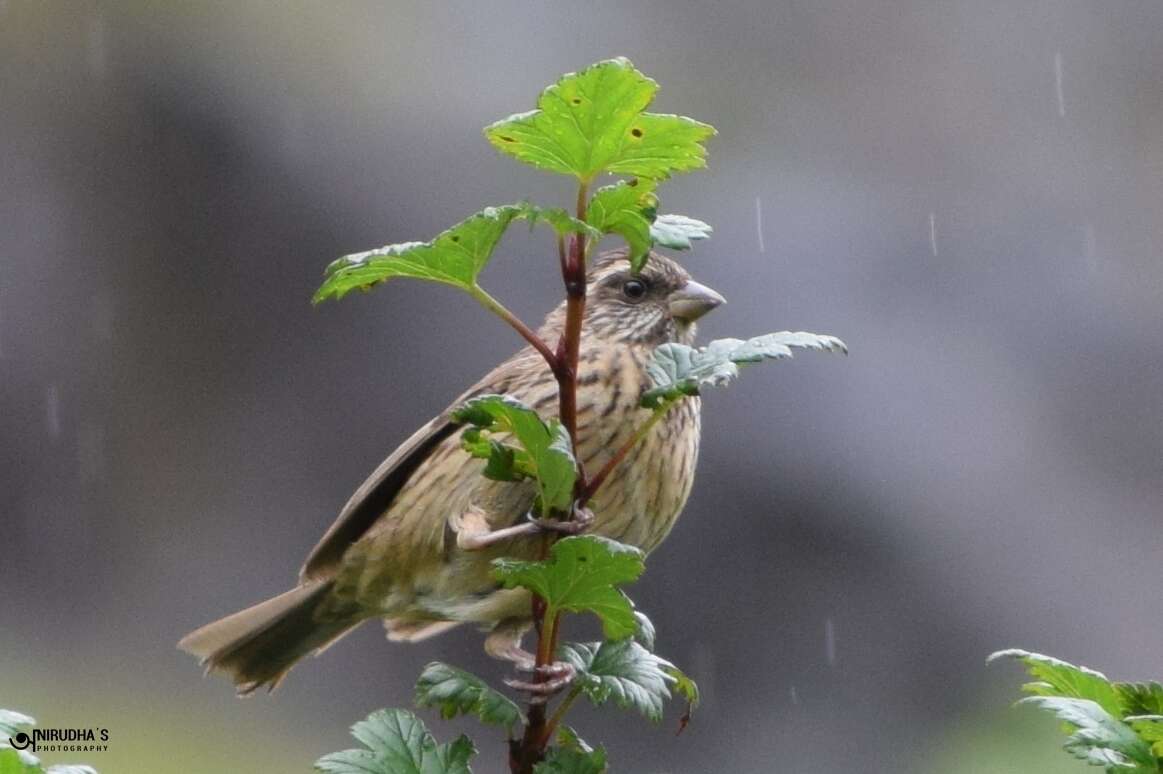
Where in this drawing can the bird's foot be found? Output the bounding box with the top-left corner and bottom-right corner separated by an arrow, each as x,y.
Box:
528,502 -> 594,536
505,662 -> 576,705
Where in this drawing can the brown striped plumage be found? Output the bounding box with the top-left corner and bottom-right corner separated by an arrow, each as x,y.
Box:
179,250 -> 722,693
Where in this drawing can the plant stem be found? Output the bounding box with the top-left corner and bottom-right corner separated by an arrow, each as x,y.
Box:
580,401 -> 674,506
539,686 -> 583,748
512,181 -> 592,774
471,286 -> 559,371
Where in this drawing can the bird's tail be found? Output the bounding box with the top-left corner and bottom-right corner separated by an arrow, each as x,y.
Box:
178,581 -> 359,694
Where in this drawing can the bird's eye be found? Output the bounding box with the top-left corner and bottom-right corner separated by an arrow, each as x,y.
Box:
622,279 -> 647,300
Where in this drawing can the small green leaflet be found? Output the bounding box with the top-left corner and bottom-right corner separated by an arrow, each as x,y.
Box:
452,395 -> 576,516
649,214 -> 712,251
492,536 -> 644,640
586,180 -> 656,271
414,661 -> 524,731
558,639 -> 697,724
641,331 -> 849,409
484,57 -> 715,182
314,709 -> 475,774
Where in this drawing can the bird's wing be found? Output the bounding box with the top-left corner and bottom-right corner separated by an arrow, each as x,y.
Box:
299,413 -> 458,582
298,348 -> 544,583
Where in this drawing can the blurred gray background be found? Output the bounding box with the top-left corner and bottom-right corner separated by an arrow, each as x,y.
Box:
3,2 -> 1161,772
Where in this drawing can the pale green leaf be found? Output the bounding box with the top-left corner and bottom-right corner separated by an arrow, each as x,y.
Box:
493,536 -> 644,639
414,661 -> 524,731
534,745 -> 608,774
641,331 -> 848,408
650,214 -> 712,250
484,57 -> 714,181
559,639 -> 687,723
633,610 -> 656,651
314,709 -> 475,774
452,395 -> 576,515
0,711 -> 34,742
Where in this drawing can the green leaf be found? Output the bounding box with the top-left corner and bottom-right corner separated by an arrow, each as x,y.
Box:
585,179 -> 657,271
514,202 -> 601,240
493,536 -> 644,639
314,709 -> 475,774
452,395 -> 576,515
650,214 -> 712,250
414,661 -> 524,731
1116,682 -> 1163,718
989,649 -> 1124,719
0,749 -> 35,774
1018,696 -> 1156,770
534,745 -> 608,774
484,57 -> 714,182
641,331 -> 848,408
314,204 -> 526,303
559,639 -> 688,723
1126,716 -> 1163,757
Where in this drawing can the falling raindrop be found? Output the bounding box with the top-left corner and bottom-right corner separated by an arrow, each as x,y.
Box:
755,196 -> 766,253
1054,51 -> 1066,118
789,685 -> 799,705
928,212 -> 938,257
46,385 -> 61,439
690,640 -> 716,705
824,617 -> 837,666
1084,222 -> 1097,270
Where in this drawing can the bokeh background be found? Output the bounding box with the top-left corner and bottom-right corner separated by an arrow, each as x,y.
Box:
3,2 -> 1162,772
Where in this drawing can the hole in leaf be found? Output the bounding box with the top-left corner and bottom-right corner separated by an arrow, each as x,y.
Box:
499,135 -> 516,143
571,97 -> 582,105
627,179 -> 638,187
451,236 -> 460,242
631,127 -> 643,138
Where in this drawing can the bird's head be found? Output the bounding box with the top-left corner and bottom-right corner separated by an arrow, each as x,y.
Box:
579,249 -> 725,346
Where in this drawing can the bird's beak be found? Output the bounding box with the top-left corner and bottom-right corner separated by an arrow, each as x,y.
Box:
669,280 -> 726,322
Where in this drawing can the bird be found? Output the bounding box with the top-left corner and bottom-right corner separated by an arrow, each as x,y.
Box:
178,249 -> 725,694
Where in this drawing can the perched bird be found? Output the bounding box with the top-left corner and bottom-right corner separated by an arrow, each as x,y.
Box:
179,249 -> 725,693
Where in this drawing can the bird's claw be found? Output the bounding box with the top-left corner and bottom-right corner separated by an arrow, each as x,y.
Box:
504,662 -> 576,705
527,503 -> 595,536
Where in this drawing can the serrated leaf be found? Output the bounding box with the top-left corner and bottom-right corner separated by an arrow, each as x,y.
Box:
1116,682 -> 1163,718
650,214 -> 712,250
493,536 -> 644,639
989,649 -> 1124,719
534,745 -> 608,774
314,709 -> 474,774
633,611 -> 656,651
585,179 -> 657,271
1018,696 -> 1155,770
0,711 -> 34,742
484,57 -> 714,182
415,661 -> 523,731
314,205 -> 527,304
559,639 -> 689,723
452,395 -> 576,515
641,331 -> 848,409
1126,716 -> 1163,757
